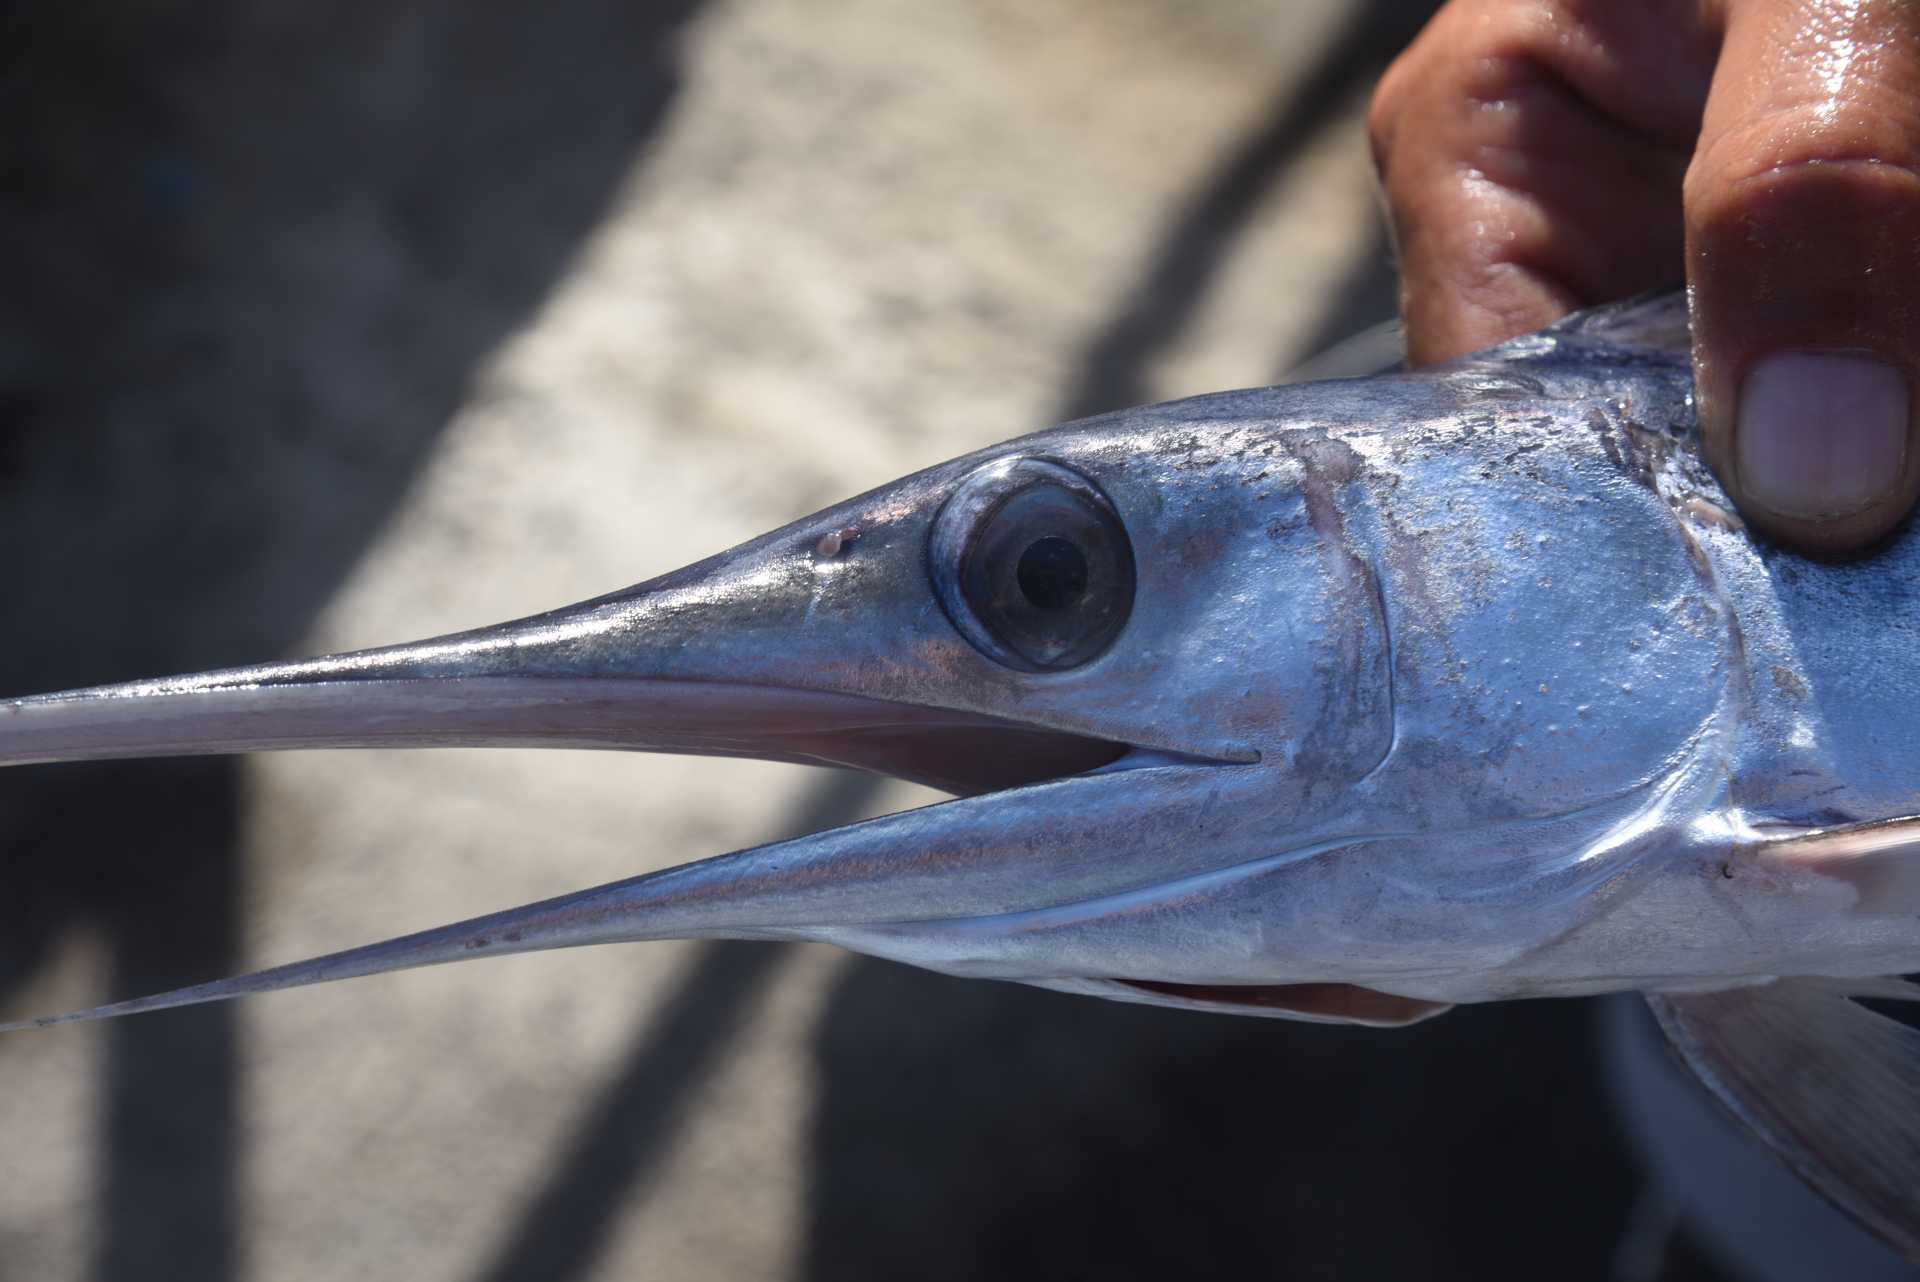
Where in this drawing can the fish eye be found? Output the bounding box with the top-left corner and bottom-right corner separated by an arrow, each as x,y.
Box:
929,457 -> 1135,671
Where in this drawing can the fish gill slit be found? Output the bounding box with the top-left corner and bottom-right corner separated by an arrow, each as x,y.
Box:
1355,550 -> 1400,785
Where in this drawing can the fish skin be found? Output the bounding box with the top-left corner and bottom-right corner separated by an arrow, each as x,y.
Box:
2,291 -> 1917,1006
5,291 -> 1920,1256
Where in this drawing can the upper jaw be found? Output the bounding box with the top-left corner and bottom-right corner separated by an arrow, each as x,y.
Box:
0,566 -> 1231,797
0,444 -> 1258,792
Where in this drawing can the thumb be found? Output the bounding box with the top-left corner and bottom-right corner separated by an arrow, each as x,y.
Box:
1688,0 -> 1920,553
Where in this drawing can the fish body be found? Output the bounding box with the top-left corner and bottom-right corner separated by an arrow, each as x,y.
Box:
5,292 -> 1920,1251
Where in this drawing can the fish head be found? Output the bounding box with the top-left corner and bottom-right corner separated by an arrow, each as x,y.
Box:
1,374 -> 1602,1031
570,388 -> 1400,803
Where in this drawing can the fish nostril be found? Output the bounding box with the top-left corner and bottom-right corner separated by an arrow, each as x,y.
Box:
1016,536 -> 1088,610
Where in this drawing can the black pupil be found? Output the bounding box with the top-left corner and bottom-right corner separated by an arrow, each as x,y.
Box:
1016,536 -> 1088,611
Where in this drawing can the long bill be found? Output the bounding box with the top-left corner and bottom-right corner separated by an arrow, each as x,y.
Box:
0,476 -> 1266,1030
0,521 -> 1131,796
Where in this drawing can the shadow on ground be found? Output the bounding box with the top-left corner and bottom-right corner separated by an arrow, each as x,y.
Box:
0,4 -> 701,1279
808,972 -> 1643,1281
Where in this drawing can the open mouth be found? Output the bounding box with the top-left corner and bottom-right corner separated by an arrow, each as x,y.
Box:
0,494 -> 1259,1032
678,693 -> 1136,797
0,635 -> 1268,1035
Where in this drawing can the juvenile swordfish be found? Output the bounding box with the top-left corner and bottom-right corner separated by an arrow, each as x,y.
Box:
4,294 -> 1920,1253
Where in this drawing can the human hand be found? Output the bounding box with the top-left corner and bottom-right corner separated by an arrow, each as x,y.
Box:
1370,0 -> 1920,552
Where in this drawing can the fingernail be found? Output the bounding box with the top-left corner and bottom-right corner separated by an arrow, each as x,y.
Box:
1737,351 -> 1910,519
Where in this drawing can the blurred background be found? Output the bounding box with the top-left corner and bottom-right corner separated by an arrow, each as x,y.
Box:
0,2 -> 1876,1279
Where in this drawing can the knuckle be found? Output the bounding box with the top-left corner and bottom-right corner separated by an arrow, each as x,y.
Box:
1687,133 -> 1920,249
1688,97 -> 1920,215
1368,0 -> 1538,176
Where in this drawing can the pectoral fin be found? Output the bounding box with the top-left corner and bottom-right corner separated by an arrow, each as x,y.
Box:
1647,978 -> 1920,1261
1758,815 -> 1920,915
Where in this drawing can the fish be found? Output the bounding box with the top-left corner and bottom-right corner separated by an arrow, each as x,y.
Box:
3,291 -> 1919,1256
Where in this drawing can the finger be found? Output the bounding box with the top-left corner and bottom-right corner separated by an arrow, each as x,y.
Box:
1370,1 -> 1713,364
1688,0 -> 1920,552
